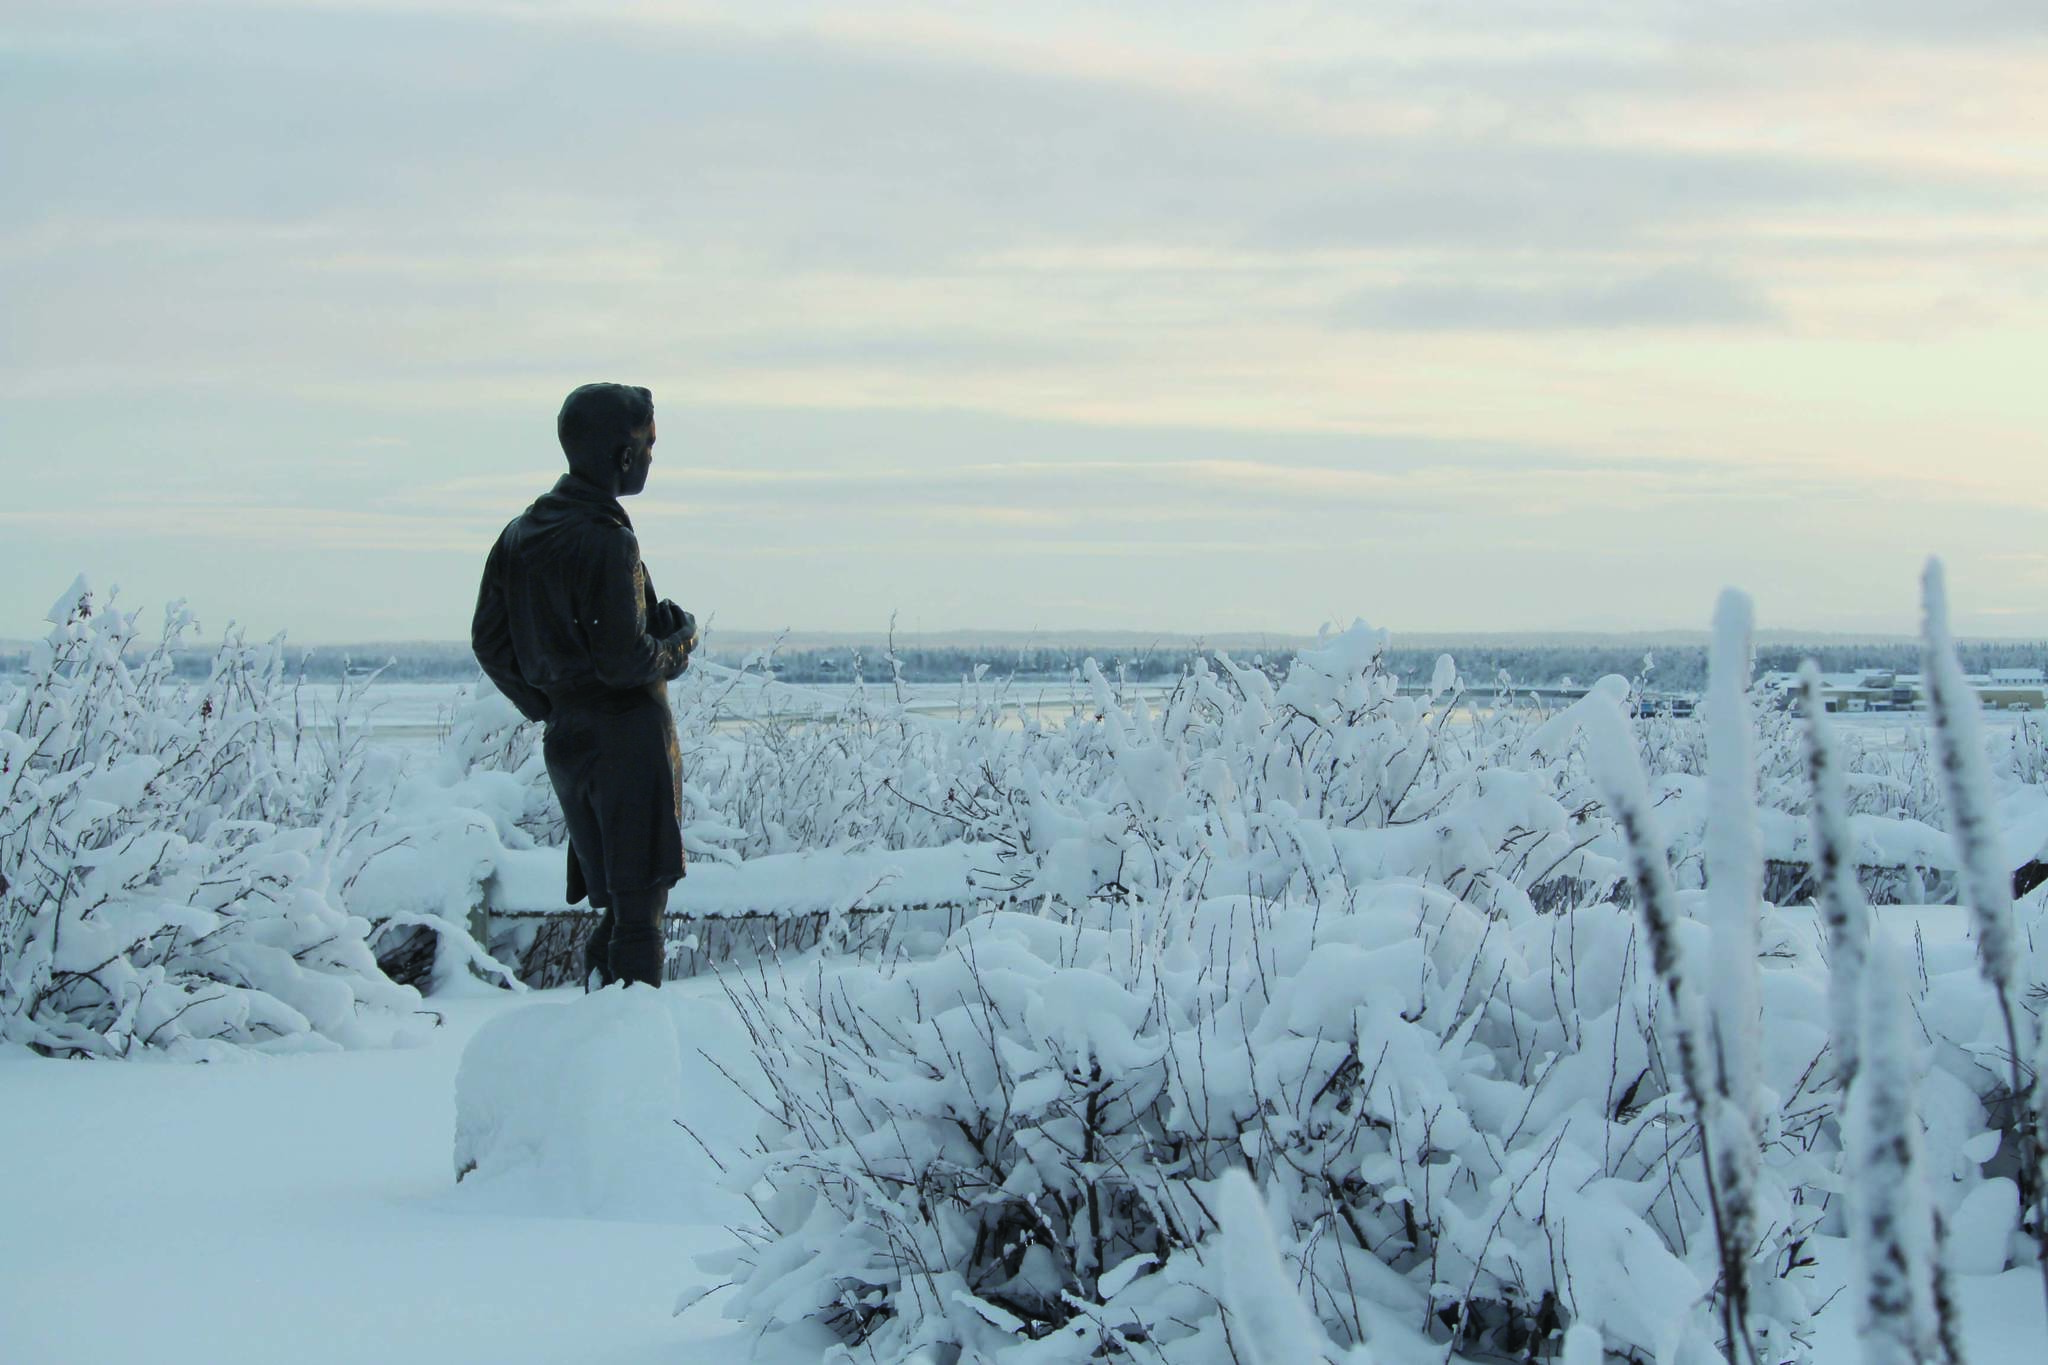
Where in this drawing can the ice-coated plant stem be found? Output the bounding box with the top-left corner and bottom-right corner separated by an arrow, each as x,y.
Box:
1703,590 -> 1762,1307
1921,558 -> 2047,1316
1582,695 -> 1760,1365
1798,662 -> 1871,1090
1214,1170 -> 1350,1365
1847,941 -> 1955,1365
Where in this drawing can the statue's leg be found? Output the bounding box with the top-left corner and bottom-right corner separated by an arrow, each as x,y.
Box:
546,713 -> 618,990
582,906 -> 616,991
608,885 -> 670,988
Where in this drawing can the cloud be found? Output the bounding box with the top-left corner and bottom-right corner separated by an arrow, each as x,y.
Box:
3,2 -> 2044,637
1695,0 -> 2048,43
5,395 -> 2044,636
0,5 -> 1947,270
705,332 -> 1102,373
1333,265 -> 1778,332
0,503 -> 486,554
0,1 -> 2023,412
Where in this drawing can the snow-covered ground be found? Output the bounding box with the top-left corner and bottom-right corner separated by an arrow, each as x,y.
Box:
0,978 -> 835,1365
6,962 -> 2042,1365
9,600 -> 2047,1363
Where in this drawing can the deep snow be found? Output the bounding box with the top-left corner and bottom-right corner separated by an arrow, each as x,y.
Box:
0,979 -> 832,1365
5,965 -> 2041,1364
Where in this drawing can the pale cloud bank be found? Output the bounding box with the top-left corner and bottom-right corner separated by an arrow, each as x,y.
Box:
2,1 -> 2044,638
1332,266 -> 1779,331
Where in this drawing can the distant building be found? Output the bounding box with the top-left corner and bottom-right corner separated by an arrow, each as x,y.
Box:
1979,669 -> 2045,710
1771,667 -> 2046,713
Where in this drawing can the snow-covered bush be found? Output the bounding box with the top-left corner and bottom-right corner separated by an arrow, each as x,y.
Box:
2001,712 -> 2048,788
436,685 -> 562,846
447,653 -> 973,867
703,610 -> 2045,1364
458,617 -> 2015,920
703,626 -> 1780,1361
1920,564 -> 2048,1311
914,629 -> 1617,917
717,887 -> 1831,1363
0,579 -> 420,1058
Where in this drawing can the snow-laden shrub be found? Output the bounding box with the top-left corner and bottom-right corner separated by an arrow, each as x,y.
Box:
1639,677 -> 1950,828
455,647 -> 1026,866
458,618 -> 2011,919
717,887 -> 1839,1363
704,616 -> 2044,1364
701,627 -> 1785,1361
436,685 -> 562,846
0,579 -> 420,1058
1920,564 -> 2048,1309
1210,1167 -> 1363,1365
339,775 -> 533,994
1634,686 -> 1971,907
2001,712 -> 2048,788
911,628 -> 1620,917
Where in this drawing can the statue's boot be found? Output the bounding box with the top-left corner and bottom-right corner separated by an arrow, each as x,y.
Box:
582,907 -> 616,992
608,885 -> 670,988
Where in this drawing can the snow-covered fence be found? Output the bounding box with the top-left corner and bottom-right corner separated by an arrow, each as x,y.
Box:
479,842 -> 1006,986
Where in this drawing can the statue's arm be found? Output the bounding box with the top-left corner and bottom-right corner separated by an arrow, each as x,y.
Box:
471,534 -> 552,723
642,568 -> 695,680
585,529 -> 691,690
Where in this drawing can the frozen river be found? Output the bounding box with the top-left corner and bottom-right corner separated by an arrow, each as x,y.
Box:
322,674 -> 2032,760
320,674 -> 1187,754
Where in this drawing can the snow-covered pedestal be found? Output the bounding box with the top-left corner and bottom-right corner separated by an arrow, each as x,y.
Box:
452,988 -> 708,1222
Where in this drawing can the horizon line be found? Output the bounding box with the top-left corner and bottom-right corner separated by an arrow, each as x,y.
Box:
11,626 -> 2046,650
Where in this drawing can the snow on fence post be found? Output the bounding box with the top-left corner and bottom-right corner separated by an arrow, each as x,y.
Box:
1921,558 -> 2048,1315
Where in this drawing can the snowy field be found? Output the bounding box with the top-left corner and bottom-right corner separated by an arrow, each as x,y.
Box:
10,587 -> 2048,1365
5,969 -> 2042,1365
0,980 -> 830,1365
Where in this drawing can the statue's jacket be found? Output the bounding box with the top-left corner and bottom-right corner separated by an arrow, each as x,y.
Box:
471,473 -> 691,908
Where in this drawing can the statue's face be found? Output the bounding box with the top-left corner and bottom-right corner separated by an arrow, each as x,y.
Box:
619,419 -> 656,496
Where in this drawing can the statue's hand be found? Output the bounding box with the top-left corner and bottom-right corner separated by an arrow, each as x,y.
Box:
652,598 -> 686,639
655,600 -> 698,679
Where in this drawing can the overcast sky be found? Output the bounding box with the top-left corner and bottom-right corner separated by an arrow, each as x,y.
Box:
3,0 -> 2045,642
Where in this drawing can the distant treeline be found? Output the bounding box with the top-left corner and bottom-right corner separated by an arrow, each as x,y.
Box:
1392,640 -> 2048,694
8,637 -> 2041,694
682,640 -> 2048,692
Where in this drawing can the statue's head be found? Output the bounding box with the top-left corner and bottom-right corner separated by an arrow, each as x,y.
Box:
558,382 -> 656,497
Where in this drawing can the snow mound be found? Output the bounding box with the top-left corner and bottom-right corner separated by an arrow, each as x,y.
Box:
452,986 -> 752,1224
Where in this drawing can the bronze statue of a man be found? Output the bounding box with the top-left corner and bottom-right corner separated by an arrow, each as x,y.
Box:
471,383 -> 697,988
